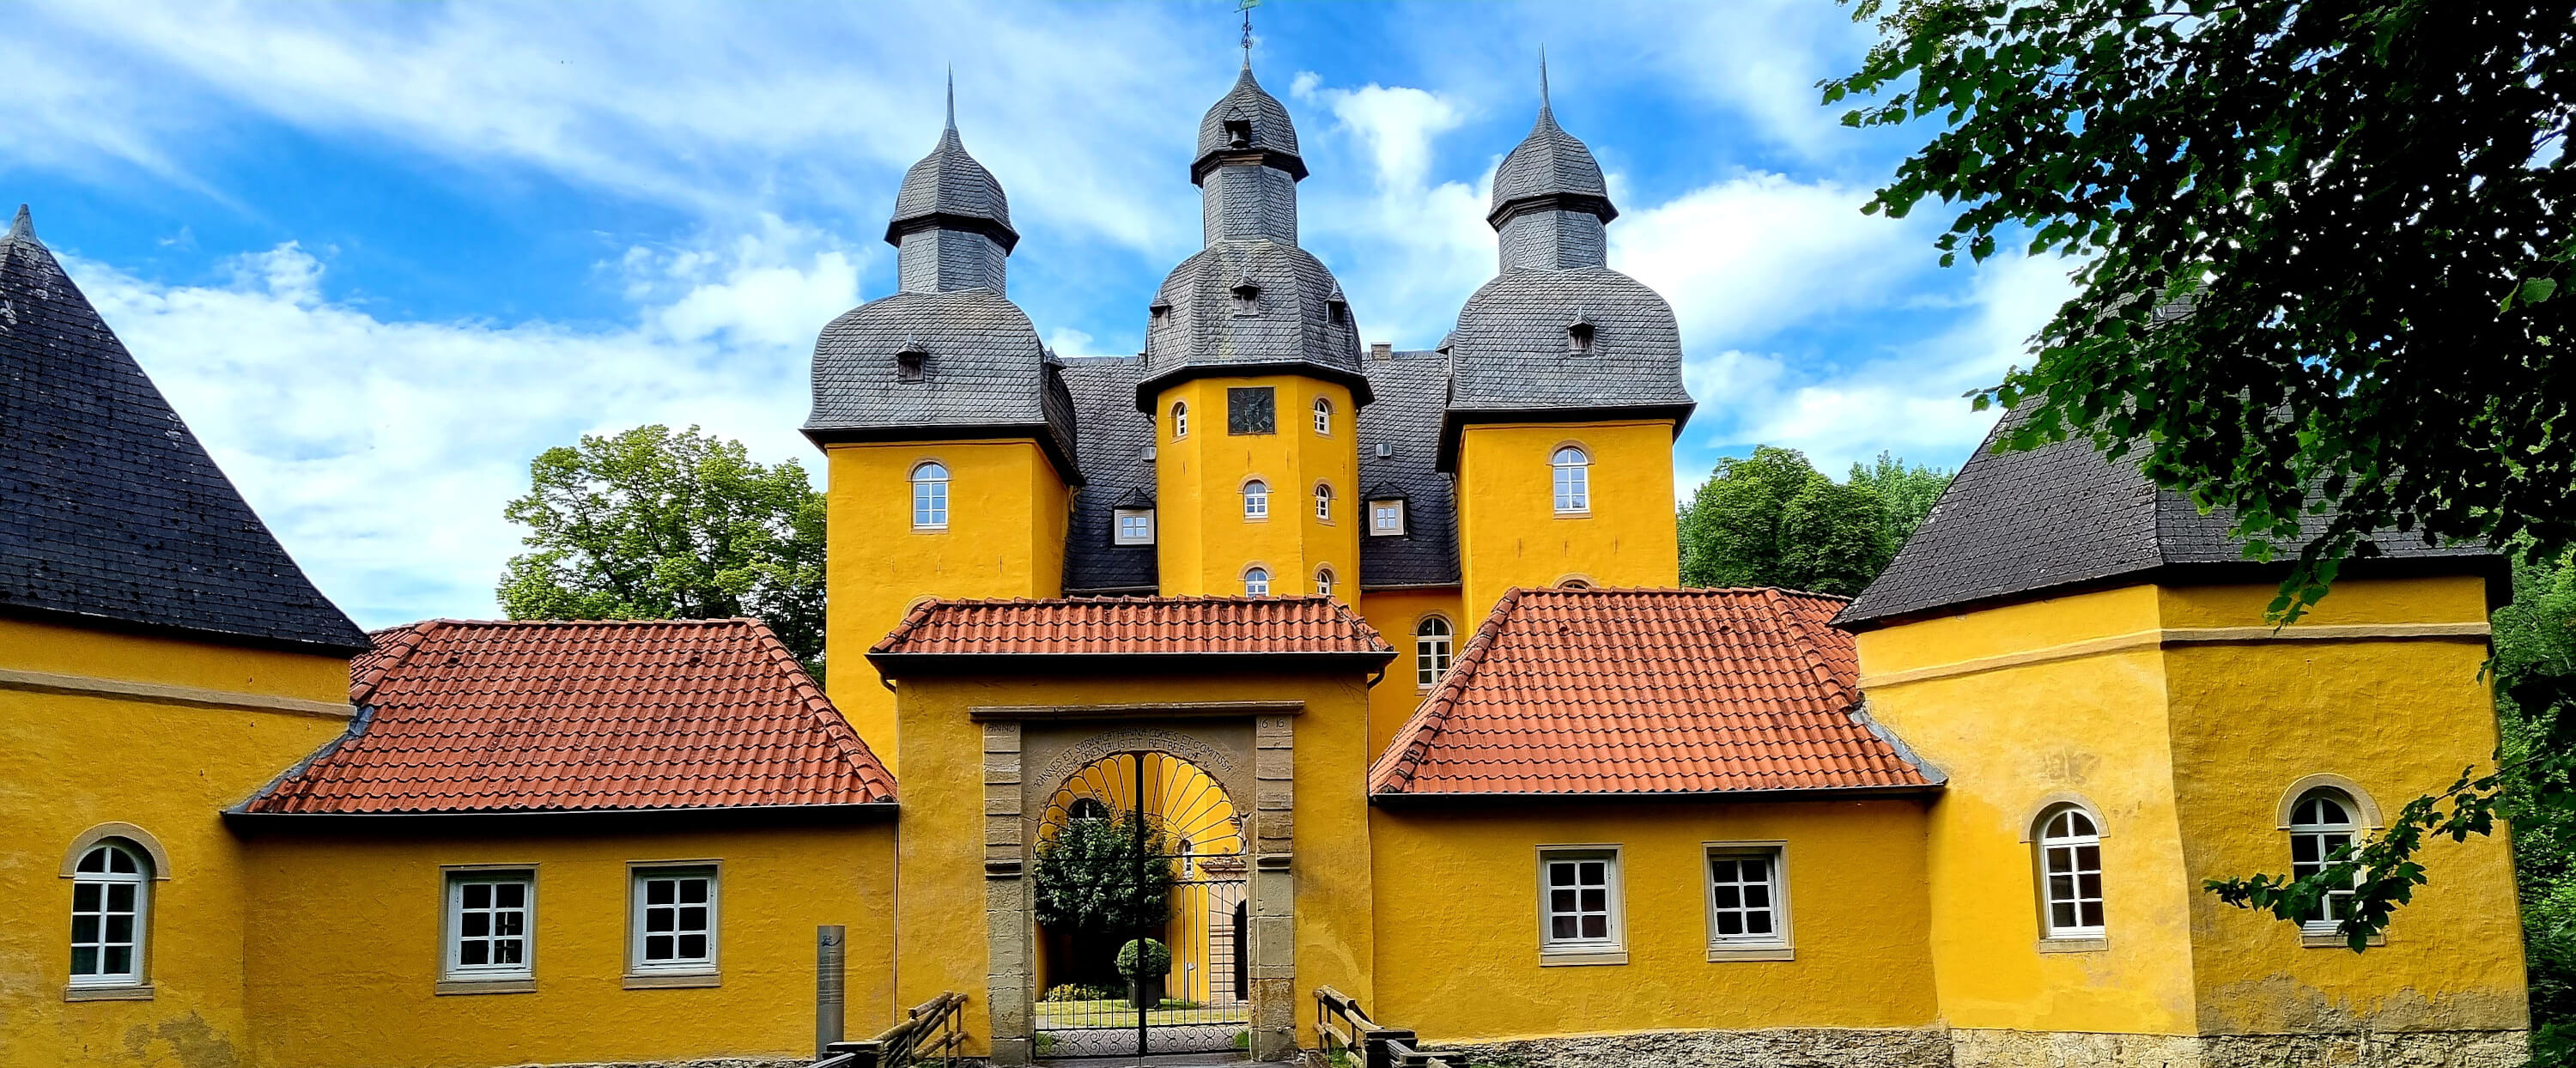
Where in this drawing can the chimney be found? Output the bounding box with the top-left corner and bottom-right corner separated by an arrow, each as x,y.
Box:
1369,342 -> 1392,361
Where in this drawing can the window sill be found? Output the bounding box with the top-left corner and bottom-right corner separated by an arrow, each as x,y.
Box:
1538,949 -> 1628,968
625,971 -> 721,989
436,978 -> 537,995
911,526 -> 950,534
1706,944 -> 1795,962
2301,931 -> 2386,950
64,984 -> 154,1002
1553,511 -> 1592,519
2037,938 -> 2108,954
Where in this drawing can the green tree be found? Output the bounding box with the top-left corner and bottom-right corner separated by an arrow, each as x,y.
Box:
2496,549 -> 2576,1058
1847,451 -> 1954,554
1830,0 -> 2574,965
497,424 -> 826,671
1034,812 -> 1175,983
1680,446 -> 1923,596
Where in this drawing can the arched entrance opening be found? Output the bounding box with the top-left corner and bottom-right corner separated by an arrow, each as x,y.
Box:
1031,750 -> 1249,1058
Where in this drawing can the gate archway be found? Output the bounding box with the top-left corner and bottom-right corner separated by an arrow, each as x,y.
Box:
1030,750 -> 1249,1059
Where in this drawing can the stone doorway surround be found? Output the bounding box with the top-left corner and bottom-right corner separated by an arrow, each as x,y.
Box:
976,705 -> 1299,1065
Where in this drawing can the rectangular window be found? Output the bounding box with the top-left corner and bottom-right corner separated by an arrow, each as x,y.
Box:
445,870 -> 535,981
1227,387 -> 1276,435
1538,847 -> 1625,964
68,876 -> 145,986
1113,508 -> 1156,546
1705,844 -> 1792,960
630,866 -> 718,975
1370,500 -> 1406,536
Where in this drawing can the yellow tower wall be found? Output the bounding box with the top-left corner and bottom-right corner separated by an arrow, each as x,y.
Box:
823,439 -> 1070,775
1366,799 -> 1940,1042
1352,587 -> 1465,761
1151,376 -> 1359,597
1453,419 -> 1679,613
240,822 -> 898,1068
0,617 -> 351,1068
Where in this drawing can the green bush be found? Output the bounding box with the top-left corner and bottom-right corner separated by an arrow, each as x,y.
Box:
1115,938 -> 1170,977
1039,983 -> 1119,1003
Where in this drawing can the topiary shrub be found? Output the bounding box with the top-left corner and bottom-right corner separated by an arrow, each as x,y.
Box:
1115,938 -> 1170,978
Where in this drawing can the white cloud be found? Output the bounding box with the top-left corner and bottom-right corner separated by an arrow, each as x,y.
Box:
1297,79 -> 1492,349
1611,169 -> 1918,350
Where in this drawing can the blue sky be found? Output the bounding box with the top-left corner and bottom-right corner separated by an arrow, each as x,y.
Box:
3,1 -> 2075,628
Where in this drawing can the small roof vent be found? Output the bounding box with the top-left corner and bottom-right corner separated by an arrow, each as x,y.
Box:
896,337 -> 929,381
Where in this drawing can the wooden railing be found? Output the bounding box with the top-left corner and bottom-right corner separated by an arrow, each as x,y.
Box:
1314,986 -> 1461,1068
819,992 -> 966,1068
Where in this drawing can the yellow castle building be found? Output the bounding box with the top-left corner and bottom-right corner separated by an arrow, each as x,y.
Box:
0,60 -> 2531,1068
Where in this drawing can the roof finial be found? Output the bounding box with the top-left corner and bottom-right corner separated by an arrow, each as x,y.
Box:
1540,46 -> 1552,112
7,204 -> 29,242
1238,0 -> 1258,69
945,64 -> 957,132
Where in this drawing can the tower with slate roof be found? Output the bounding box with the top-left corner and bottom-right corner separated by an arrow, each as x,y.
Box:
805,84 -> 1078,770
1443,64 -> 1694,610
1141,63 -> 1368,599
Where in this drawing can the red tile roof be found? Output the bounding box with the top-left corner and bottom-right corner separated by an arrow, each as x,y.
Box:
868,595 -> 1394,658
1370,587 -> 1937,798
242,618 -> 895,815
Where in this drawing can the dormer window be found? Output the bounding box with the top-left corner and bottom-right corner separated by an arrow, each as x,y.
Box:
896,338 -> 929,381
1230,279 -> 1261,317
1114,508 -> 1156,546
1370,499 -> 1406,537
1565,317 -> 1595,355
1150,300 -> 1172,325
1327,298 -> 1350,327
1224,118 -> 1252,149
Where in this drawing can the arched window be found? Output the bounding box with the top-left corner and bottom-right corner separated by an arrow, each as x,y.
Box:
1556,576 -> 1593,590
1068,797 -> 1110,822
1552,446 -> 1590,513
1242,480 -> 1270,519
1414,616 -> 1453,688
2035,804 -> 2105,939
69,842 -> 149,986
1171,401 -> 1188,440
2289,788 -> 2362,931
1242,567 -> 1272,596
911,462 -> 950,530
1314,482 -> 1334,522
1314,567 -> 1334,598
1313,397 -> 1334,435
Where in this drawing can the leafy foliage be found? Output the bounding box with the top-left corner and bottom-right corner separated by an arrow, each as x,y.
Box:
1115,938 -> 1171,979
1679,446 -> 1951,596
1826,0 -> 2574,622
497,424 -> 826,670
1033,811 -> 1174,946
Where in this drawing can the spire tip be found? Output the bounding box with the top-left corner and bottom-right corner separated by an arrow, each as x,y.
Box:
7,204 -> 29,241
945,64 -> 957,131
1540,46 -> 1552,112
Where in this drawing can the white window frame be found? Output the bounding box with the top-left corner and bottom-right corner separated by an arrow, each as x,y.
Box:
2036,805 -> 2106,944
1413,616 -> 1452,689
1369,499 -> 1406,537
1552,446 -> 1590,514
628,863 -> 720,984
1171,402 -> 1188,440
2288,789 -> 2362,937
1113,508 -> 1157,546
1312,397 -> 1334,435
1704,842 -> 1793,962
1537,847 -> 1625,965
1242,567 -> 1271,596
1242,480 -> 1270,520
442,867 -> 537,987
1314,567 -> 1334,598
1314,482 -> 1334,523
911,462 -> 950,531
67,842 -> 149,989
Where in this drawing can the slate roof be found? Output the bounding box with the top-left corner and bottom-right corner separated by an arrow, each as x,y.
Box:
1356,349 -> 1461,588
804,288 -> 1079,480
1139,240 -> 1370,403
0,207 -> 366,653
1370,587 -> 1937,798
884,111 -> 1016,249
240,619 -> 894,815
1443,267 -> 1695,437
869,595 -> 1393,659
1837,401 -> 2497,629
1488,104 -> 1615,225
1060,357 -> 1159,593
1194,65 -> 1304,179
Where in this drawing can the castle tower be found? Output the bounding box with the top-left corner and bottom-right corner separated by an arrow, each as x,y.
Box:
1445,63 -> 1694,612
1139,64 -> 1368,598
805,83 -> 1079,772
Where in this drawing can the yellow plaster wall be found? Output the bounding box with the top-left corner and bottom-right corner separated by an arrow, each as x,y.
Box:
1152,376 -> 1359,597
1453,420 -> 1679,611
1366,800 -> 1939,1041
0,619 -> 351,1068
1854,588 -> 2202,1035
239,823 -> 897,1068
887,667 -> 1378,1058
2158,579 -> 2527,1034
1351,587 -> 1466,762
823,440 -> 1069,776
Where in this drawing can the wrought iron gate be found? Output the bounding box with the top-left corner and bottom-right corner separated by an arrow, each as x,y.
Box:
1032,750 -> 1250,1059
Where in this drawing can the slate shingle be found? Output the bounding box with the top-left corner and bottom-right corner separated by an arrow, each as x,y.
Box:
1355,349 -> 1461,589
0,209 -> 366,652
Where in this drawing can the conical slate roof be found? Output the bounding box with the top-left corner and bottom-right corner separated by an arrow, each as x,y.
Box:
884,83 -> 1017,250
1488,95 -> 1614,225
1194,65 -> 1306,181
0,207 -> 367,652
